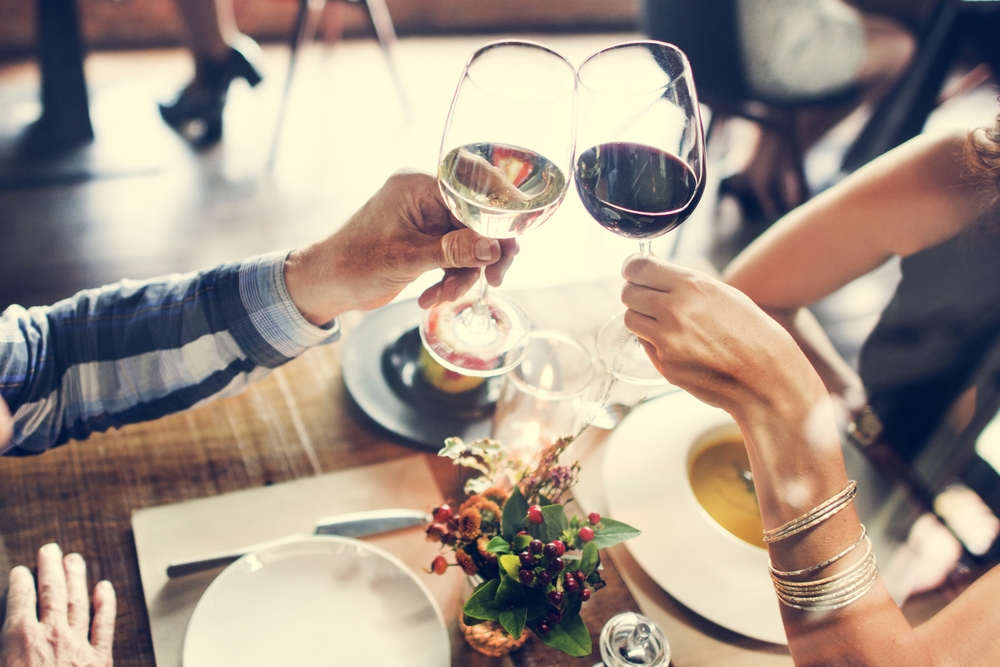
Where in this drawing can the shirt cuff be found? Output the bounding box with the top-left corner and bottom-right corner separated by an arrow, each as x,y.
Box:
238,250 -> 340,361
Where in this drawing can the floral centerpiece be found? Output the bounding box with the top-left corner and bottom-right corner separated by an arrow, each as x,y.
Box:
425,435 -> 640,658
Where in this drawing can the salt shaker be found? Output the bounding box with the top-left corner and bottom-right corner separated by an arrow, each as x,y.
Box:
594,612 -> 670,667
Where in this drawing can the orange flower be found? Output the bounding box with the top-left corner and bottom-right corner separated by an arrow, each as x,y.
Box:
474,499 -> 502,526
458,508 -> 482,540
455,549 -> 479,575
481,486 -> 509,506
459,494 -> 482,514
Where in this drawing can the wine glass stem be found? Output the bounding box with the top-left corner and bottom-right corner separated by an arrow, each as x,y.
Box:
638,240 -> 651,257
464,266 -> 491,335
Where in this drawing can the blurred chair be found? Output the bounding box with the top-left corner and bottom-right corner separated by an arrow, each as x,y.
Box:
268,0 -> 408,169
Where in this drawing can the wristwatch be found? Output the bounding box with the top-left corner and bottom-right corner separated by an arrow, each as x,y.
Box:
846,404 -> 883,447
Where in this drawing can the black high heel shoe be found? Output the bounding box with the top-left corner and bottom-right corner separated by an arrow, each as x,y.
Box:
160,36 -> 264,148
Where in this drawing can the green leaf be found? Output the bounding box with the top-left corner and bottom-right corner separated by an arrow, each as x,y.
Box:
560,558 -> 580,573
579,541 -> 599,576
498,607 -> 527,640
496,575 -> 528,608
525,586 -> 549,620
541,504 -> 568,542
535,614 -> 592,657
590,517 -> 641,549
511,533 -> 532,553
502,486 -> 528,541
463,579 -> 501,621
457,458 -> 489,475
438,437 -> 467,459
499,554 -> 521,579
564,595 -> 582,622
485,536 -> 510,555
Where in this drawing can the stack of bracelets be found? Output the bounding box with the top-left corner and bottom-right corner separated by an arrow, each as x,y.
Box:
763,481 -> 879,611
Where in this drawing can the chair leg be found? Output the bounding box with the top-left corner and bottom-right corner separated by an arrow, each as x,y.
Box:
363,0 -> 410,116
268,0 -> 325,171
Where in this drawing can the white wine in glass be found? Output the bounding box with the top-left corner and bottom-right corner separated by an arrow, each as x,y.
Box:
421,41 -> 577,377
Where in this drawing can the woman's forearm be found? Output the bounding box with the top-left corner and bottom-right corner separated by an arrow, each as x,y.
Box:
733,385 -> 935,666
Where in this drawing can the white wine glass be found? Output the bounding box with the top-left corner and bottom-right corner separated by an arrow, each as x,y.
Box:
420,41 -> 577,377
575,41 -> 706,384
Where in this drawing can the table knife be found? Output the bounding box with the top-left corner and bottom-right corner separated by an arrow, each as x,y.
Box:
165,508 -> 431,578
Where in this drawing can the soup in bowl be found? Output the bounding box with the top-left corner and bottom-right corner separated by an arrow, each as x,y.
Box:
686,424 -> 765,550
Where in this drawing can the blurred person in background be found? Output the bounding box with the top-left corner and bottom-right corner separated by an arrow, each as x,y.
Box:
645,0 -> 916,220
159,0 -> 265,147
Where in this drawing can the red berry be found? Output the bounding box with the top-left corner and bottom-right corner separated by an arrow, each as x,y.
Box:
548,590 -> 564,606
549,558 -> 565,572
529,539 -> 544,554
551,539 -> 566,557
543,542 -> 558,558
546,609 -> 563,624
519,552 -> 535,567
517,530 -> 529,536
528,505 -> 544,525
433,504 -> 453,523
519,569 -> 535,585
580,587 -> 592,602
537,570 -> 553,586
578,526 -> 595,542
564,575 -> 579,593
588,511 -> 601,525
536,620 -> 552,636
574,570 -> 586,584
431,555 -> 448,575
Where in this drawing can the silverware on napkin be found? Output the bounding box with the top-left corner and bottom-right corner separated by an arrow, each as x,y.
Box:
165,508 -> 431,578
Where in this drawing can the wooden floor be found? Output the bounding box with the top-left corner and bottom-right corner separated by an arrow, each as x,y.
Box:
0,32 -> 998,363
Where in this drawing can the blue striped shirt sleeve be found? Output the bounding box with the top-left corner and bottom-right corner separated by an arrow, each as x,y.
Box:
0,250 -> 339,455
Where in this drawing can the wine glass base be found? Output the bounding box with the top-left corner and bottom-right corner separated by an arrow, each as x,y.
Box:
596,313 -> 671,386
420,291 -> 531,377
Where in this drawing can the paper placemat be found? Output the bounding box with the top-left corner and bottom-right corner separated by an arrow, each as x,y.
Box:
132,456 -> 464,667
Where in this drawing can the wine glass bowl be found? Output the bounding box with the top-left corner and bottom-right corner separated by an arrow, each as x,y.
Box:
421,41 -> 577,377
575,41 -> 706,384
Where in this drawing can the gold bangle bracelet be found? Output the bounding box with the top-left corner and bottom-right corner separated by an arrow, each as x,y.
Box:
763,481 -> 857,543
769,525 -> 867,578
771,539 -> 878,612
770,537 -> 872,590
774,561 -> 878,611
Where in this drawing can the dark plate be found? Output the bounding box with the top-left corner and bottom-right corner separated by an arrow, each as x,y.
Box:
341,299 -> 501,451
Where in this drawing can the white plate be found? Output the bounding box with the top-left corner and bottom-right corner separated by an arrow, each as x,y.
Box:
603,391 -> 787,645
182,535 -> 450,667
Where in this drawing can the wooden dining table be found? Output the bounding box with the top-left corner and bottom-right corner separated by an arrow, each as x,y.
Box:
1,277 -> 921,667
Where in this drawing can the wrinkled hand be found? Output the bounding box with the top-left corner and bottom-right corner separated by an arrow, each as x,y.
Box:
620,255 -> 824,422
284,171 -> 518,325
1,544 -> 116,667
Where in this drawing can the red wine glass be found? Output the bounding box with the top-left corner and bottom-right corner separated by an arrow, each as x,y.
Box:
420,41 -> 577,377
575,41 -> 706,384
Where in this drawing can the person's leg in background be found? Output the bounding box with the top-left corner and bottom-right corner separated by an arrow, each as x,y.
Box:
160,0 -> 264,148
22,0 -> 94,156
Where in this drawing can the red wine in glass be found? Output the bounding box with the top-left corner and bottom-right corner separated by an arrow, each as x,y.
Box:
575,142 -> 704,239
574,41 -> 706,385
